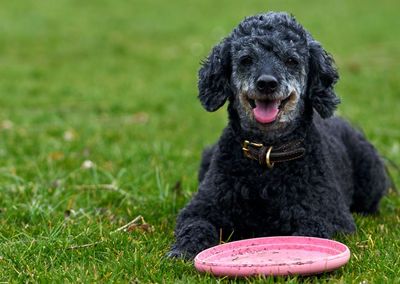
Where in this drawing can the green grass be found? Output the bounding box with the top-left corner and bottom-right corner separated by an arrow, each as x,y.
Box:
0,0 -> 399,282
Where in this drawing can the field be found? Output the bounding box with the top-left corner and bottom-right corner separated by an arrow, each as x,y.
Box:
0,0 -> 399,282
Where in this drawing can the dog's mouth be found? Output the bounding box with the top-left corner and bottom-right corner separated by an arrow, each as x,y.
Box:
247,92 -> 296,124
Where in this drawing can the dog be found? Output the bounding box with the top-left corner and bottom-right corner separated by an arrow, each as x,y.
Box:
168,12 -> 389,259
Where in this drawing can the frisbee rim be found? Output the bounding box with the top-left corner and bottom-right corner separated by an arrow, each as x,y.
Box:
194,236 -> 351,276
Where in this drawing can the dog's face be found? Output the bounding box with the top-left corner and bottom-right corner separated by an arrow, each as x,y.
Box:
230,33 -> 309,134
198,12 -> 340,138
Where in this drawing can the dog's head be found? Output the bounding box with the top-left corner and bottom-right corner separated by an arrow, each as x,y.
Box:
198,12 -> 339,137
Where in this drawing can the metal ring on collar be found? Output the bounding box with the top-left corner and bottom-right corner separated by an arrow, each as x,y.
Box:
266,146 -> 274,169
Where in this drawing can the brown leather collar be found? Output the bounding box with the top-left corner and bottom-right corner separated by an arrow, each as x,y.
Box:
242,139 -> 305,168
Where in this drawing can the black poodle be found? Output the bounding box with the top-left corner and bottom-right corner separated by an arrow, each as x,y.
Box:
168,12 -> 389,259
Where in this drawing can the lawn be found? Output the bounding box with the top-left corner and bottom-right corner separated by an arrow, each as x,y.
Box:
0,0 -> 399,282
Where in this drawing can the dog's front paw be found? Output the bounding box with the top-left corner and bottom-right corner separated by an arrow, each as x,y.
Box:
166,248 -> 194,260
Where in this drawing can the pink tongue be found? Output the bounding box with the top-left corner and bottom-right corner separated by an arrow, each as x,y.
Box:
253,100 -> 280,123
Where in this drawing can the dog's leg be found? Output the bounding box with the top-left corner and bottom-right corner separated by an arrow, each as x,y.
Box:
292,216 -> 333,238
167,190 -> 222,260
288,199 -> 356,238
198,145 -> 216,183
349,134 -> 389,214
292,214 -> 355,238
167,217 -> 219,260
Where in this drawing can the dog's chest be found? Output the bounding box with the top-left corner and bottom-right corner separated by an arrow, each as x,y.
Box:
234,160 -> 299,193
228,165 -> 298,212
228,162 -> 306,220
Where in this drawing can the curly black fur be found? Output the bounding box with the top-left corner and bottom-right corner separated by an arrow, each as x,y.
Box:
168,12 -> 389,260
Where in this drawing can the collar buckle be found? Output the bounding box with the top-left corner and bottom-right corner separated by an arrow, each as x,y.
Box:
242,140 -> 263,159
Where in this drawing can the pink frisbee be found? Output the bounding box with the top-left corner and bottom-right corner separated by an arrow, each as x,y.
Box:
194,236 -> 350,277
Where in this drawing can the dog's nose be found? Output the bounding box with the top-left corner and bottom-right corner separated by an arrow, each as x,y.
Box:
256,75 -> 278,93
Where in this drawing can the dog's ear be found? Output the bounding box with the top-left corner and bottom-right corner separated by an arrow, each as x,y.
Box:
308,40 -> 340,118
198,38 -> 232,112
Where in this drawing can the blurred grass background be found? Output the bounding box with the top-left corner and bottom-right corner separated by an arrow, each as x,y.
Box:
0,0 -> 399,282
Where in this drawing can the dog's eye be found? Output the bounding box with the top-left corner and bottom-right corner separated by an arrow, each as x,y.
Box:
285,57 -> 299,67
239,56 -> 253,67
